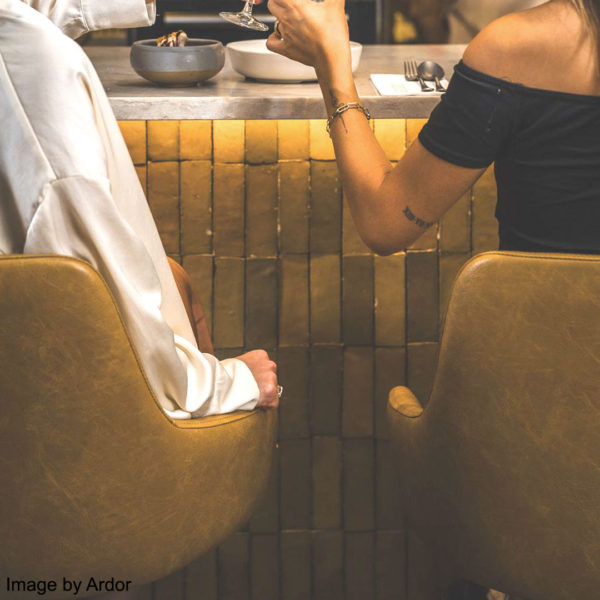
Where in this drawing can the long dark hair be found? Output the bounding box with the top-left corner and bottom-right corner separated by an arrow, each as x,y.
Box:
571,0 -> 600,45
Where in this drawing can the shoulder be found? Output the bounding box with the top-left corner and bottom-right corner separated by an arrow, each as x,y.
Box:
0,1 -> 87,75
1,5 -> 106,181
462,1 -> 585,84
462,11 -> 539,79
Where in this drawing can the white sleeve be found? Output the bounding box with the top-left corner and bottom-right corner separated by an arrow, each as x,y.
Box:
25,176 -> 259,418
21,0 -> 156,38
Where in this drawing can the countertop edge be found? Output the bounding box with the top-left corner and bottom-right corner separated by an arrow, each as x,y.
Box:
88,44 -> 465,120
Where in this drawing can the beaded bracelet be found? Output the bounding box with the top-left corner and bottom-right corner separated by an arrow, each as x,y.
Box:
326,102 -> 371,136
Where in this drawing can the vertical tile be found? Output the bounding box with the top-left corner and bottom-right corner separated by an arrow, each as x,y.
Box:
310,254 -> 341,344
249,452 -> 280,533
440,191 -> 471,253
375,253 -> 406,346
118,120 -> 147,165
376,531 -> 406,600
408,223 -> 438,251
376,439 -> 404,530
278,120 -> 309,160
180,120 -> 212,161
375,347 -> 406,439
213,347 -> 244,362
281,532 -> 311,600
343,438 -> 375,531
180,160 -> 212,255
218,533 -> 250,600
246,164 -> 278,257
153,569 -> 184,600
406,251 -> 439,342
374,119 -> 407,161
342,255 -> 374,346
213,257 -> 244,349
342,192 -> 371,255
148,120 -> 179,161
310,344 -> 343,436
310,161 -> 342,254
312,531 -> 344,600
182,254 -> 214,338
246,120 -> 278,164
148,161 -> 180,254
345,532 -> 375,600
310,119 -> 336,160
185,550 -> 217,600
406,119 -> 428,146
312,436 -> 342,529
407,342 -> 440,409
342,346 -> 374,438
135,165 -> 147,196
213,120 -> 245,163
279,256 -> 309,346
213,163 -> 245,257
251,534 -> 279,600
278,347 -> 310,439
279,161 -> 310,255
280,439 -> 311,530
245,258 -> 277,349
439,253 -> 470,325
472,166 -> 499,253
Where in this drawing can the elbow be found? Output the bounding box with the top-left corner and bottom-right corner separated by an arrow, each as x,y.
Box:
369,243 -> 397,257
360,230 -> 416,256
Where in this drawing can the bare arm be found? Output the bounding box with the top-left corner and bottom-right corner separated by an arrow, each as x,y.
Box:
267,0 -> 485,255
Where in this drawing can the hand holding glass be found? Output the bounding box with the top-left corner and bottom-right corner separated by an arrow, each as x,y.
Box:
220,0 -> 269,31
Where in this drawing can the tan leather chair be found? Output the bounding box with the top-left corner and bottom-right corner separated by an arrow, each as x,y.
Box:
388,251 -> 600,600
0,255 -> 276,599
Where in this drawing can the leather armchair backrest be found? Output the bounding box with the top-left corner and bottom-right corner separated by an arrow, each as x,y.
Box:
397,252 -> 600,600
0,255 -> 275,595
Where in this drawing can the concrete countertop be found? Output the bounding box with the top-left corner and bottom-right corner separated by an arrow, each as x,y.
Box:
86,44 -> 466,120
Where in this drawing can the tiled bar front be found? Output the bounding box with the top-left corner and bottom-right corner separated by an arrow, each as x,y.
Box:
118,118 -> 499,600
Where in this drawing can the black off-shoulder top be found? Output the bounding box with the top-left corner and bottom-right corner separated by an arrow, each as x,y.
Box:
419,61 -> 600,253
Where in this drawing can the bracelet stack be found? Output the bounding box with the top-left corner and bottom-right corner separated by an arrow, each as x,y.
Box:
326,102 -> 371,136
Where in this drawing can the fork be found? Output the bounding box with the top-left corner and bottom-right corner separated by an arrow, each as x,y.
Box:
404,60 -> 434,92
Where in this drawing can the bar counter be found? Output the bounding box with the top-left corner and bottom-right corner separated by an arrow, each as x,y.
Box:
86,44 -> 465,120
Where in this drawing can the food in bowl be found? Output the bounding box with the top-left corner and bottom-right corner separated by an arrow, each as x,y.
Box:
157,30 -> 188,47
130,39 -> 225,87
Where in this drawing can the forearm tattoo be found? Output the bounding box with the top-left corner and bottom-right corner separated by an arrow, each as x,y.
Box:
329,90 -> 348,133
403,205 -> 434,229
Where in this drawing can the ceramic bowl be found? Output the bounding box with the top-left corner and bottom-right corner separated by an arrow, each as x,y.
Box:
130,39 -> 225,86
226,39 -> 362,83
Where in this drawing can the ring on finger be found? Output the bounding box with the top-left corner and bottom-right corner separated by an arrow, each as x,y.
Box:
274,20 -> 283,39
277,385 -> 284,398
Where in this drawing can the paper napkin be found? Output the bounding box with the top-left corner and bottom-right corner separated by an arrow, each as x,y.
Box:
370,74 -> 448,96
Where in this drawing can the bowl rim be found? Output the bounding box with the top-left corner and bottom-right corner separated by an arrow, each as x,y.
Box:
226,39 -> 362,54
132,38 -> 224,50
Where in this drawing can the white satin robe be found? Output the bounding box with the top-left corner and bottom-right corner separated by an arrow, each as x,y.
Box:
0,0 -> 260,417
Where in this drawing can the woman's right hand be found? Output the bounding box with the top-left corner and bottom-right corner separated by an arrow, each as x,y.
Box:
236,349 -> 279,408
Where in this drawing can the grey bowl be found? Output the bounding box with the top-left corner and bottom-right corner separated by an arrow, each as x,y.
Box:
130,39 -> 225,87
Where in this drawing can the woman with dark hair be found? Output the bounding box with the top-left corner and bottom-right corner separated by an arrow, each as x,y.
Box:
265,0 -> 600,597
265,0 -> 600,257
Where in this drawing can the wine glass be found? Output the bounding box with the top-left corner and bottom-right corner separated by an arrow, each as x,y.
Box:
219,1 -> 269,31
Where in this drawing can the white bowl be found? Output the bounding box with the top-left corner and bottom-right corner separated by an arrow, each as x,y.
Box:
226,39 -> 362,83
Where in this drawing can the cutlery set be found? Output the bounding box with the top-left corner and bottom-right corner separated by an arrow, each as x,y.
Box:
404,59 -> 447,92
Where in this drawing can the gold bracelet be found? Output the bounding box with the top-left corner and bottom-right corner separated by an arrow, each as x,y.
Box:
326,102 -> 371,136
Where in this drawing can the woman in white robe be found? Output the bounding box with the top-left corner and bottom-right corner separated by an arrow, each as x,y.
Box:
0,0 -> 279,417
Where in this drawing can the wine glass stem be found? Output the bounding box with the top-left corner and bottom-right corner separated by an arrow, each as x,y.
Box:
241,1 -> 253,16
